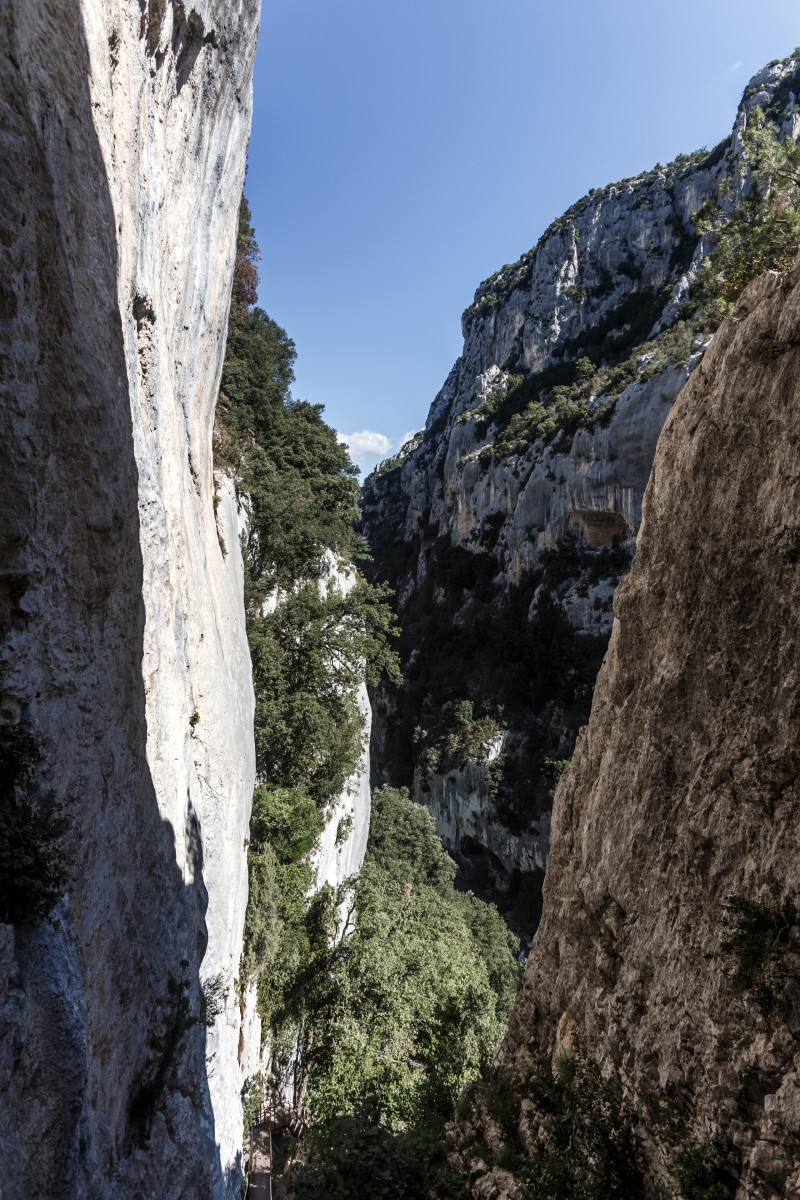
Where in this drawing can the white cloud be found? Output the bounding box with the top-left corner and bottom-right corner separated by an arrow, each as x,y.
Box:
730,60 -> 743,72
338,427 -> 424,474
337,429 -> 393,473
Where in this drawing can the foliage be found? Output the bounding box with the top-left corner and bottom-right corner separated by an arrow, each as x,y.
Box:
674,1141 -> 734,1200
218,309 -> 361,590
250,786 -> 326,864
217,198 -> 400,1006
475,283 -> 681,462
241,1071 -> 267,1134
286,1106 -> 436,1200
371,531 -> 607,838
248,578 -> 398,807
334,813 -> 354,846
431,1059 -> 739,1200
525,1052 -> 643,1197
698,107 -> 800,317
218,201 -> 365,591
539,534 -> 632,589
283,788 -> 519,1199
0,725 -> 67,925
200,972 -> 227,1028
416,700 -> 501,782
243,842 -> 283,981
429,1056 -> 647,1200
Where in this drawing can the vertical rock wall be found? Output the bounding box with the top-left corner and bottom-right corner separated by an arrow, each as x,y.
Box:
363,56 -> 800,886
0,2 -> 258,1195
456,264 -> 800,1198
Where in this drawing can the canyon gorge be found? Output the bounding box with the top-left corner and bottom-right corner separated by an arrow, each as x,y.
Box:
1,8 -> 799,1199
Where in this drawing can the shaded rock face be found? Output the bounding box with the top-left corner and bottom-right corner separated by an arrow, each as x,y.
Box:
460,265 -> 800,1197
413,738 -> 549,879
363,57 -> 800,886
0,2 -> 258,1196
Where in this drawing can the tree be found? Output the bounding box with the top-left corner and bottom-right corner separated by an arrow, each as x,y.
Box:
283,789 -> 519,1199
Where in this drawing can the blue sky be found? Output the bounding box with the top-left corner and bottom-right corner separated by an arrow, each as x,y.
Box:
246,1 -> 799,473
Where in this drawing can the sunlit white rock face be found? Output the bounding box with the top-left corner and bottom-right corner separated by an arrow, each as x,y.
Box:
310,555 -> 374,919
363,56 -> 800,882
0,2 -> 258,1196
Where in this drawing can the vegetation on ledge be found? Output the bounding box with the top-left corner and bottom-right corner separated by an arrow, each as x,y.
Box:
283,786 -> 518,1200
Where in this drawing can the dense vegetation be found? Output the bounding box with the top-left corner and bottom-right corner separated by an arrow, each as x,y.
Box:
217,201 -> 519,1192
433,1052 -> 739,1200
283,787 -> 518,1199
698,104 -> 800,313
364,522 -> 609,932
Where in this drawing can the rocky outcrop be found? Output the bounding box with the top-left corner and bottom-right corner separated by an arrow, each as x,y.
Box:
313,681 -> 372,900
450,262 -> 800,1198
0,2 -> 258,1196
413,737 -> 548,879
363,55 -> 800,884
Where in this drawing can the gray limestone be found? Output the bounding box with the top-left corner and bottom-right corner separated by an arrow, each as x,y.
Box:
0,1 -> 259,1194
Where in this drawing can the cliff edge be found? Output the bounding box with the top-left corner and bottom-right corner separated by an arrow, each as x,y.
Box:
445,263 -> 800,1198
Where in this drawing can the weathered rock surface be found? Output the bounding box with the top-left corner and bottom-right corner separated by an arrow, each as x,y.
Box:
0,2 -> 258,1195
314,681 -> 373,899
413,737 -> 548,878
459,263 -> 800,1197
363,55 -> 800,884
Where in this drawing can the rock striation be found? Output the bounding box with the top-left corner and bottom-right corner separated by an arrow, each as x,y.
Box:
449,261 -> 800,1198
0,2 -> 259,1196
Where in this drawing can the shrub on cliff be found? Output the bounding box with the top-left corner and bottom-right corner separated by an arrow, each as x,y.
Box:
248,577 -> 398,806
699,106 -> 800,316
283,787 -> 518,1200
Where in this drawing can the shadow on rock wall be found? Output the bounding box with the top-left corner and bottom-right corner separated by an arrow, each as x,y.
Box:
0,4 -> 235,1196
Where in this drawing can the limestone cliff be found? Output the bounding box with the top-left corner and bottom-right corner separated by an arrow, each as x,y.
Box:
443,257 -> 800,1200
0,2 -> 258,1196
363,55 -> 800,911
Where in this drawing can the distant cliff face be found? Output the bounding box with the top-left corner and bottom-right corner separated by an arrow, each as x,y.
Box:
0,2 -> 258,1196
363,56 -> 800,911
443,258 -> 800,1200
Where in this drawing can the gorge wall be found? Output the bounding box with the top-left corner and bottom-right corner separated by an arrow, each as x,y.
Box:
0,2 -> 259,1195
443,255 -> 800,1200
363,55 -> 800,927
